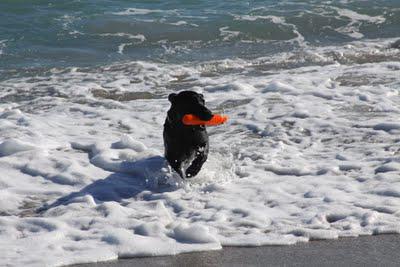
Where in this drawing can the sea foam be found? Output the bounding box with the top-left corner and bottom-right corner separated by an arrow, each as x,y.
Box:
0,38 -> 400,266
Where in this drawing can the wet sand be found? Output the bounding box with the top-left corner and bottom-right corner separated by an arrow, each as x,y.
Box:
70,234 -> 400,267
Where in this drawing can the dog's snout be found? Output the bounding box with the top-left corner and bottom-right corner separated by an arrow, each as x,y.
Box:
195,105 -> 213,121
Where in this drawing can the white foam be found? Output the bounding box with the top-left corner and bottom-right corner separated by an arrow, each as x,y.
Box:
219,27 -> 241,41
111,8 -> 178,16
334,8 -> 386,24
117,43 -> 132,54
167,20 -> 198,27
0,139 -> 36,157
234,14 -> 285,24
232,14 -> 306,47
54,14 -> 78,32
1,38 -> 400,266
173,223 -> 218,243
0,39 -> 7,56
99,33 -> 146,42
332,7 -> 386,39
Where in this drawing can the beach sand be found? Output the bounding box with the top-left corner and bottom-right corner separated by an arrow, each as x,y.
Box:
71,234 -> 400,267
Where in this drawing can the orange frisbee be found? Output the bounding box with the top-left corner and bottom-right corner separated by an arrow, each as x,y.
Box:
182,114 -> 228,126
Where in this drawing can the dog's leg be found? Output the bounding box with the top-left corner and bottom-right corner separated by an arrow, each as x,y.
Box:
165,151 -> 185,178
168,158 -> 185,178
185,146 -> 208,178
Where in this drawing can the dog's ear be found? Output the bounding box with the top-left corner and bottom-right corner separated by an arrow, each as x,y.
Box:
168,93 -> 177,103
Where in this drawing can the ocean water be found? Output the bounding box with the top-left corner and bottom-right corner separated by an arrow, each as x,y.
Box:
1,1 -> 400,266
1,0 -> 400,76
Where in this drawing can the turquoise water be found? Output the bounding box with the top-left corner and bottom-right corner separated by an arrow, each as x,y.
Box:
1,0 -> 399,79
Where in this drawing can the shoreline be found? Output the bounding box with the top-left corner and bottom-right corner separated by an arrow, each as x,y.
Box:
70,234 -> 400,267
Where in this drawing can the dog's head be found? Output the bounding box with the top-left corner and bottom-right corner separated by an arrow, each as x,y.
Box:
167,91 -> 213,122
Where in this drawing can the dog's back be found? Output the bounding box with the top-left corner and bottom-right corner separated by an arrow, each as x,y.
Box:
163,91 -> 212,178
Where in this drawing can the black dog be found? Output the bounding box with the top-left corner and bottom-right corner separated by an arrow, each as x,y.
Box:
163,91 -> 213,178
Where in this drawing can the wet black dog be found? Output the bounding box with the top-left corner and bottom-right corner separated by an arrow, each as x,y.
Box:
163,91 -> 213,178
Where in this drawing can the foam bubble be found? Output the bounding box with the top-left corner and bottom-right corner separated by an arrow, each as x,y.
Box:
0,139 -> 36,157
98,33 -> 146,42
0,40 -> 7,56
111,8 -> 178,16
